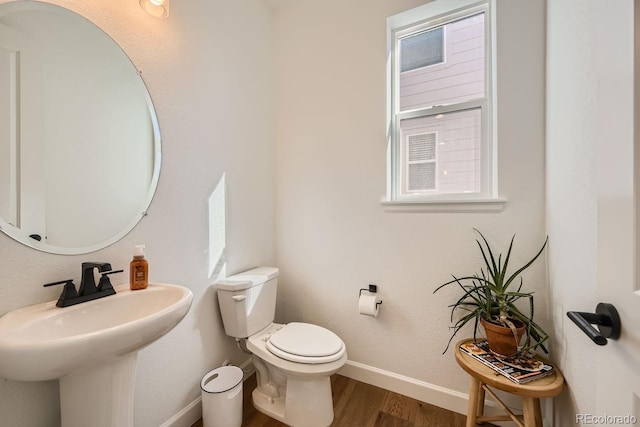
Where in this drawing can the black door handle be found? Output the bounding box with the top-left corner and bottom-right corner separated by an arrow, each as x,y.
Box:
567,303 -> 621,345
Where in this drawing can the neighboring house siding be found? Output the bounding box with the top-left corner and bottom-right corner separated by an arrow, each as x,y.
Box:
400,108 -> 481,194
399,13 -> 484,111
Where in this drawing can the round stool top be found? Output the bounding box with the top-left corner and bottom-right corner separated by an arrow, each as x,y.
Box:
454,339 -> 564,398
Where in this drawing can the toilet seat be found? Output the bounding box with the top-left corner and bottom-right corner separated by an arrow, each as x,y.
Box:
265,322 -> 345,364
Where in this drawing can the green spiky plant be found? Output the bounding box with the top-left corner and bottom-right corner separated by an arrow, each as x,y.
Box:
434,229 -> 549,355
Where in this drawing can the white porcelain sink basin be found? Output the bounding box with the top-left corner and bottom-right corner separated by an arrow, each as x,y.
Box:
0,283 -> 192,427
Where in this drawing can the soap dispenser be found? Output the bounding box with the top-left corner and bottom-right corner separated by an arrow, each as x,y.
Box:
130,245 -> 149,290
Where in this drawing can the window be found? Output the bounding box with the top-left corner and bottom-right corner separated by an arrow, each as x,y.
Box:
406,132 -> 437,192
386,0 -> 499,207
400,27 -> 444,72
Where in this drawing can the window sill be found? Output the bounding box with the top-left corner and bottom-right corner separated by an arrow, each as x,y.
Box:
381,197 -> 506,213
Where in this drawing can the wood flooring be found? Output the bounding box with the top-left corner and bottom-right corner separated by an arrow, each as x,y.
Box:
192,374 -> 469,427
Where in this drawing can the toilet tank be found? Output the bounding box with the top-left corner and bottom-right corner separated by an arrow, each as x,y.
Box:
215,267 -> 279,338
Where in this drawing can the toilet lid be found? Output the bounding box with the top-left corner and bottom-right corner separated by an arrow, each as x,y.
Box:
266,322 -> 345,364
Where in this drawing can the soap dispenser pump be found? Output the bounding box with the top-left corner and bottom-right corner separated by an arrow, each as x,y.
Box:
130,244 -> 149,290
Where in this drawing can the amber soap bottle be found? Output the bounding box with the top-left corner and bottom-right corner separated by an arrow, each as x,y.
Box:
130,244 -> 149,290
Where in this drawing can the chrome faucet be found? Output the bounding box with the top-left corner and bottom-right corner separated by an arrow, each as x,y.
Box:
44,262 -> 123,307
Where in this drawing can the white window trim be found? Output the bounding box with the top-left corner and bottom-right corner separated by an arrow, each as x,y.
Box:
384,0 -> 504,212
381,197 -> 506,213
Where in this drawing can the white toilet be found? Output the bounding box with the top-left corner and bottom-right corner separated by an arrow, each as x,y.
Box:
215,267 -> 347,427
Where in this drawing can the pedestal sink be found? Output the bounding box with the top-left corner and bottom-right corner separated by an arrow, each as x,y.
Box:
0,283 -> 193,427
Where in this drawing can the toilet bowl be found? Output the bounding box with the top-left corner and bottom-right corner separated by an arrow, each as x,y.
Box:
247,323 -> 347,426
215,267 -> 347,427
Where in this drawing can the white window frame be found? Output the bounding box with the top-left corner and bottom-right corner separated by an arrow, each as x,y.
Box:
384,0 -> 505,212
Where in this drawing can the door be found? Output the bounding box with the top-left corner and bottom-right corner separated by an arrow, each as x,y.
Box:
547,0 -> 640,422
592,1 -> 640,420
0,23 -> 45,240
0,25 -> 21,227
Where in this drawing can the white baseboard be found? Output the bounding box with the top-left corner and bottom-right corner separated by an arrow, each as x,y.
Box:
160,358 -> 254,427
338,360 -> 472,416
159,397 -> 202,427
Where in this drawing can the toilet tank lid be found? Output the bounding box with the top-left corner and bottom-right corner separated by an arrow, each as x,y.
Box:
215,267 -> 279,291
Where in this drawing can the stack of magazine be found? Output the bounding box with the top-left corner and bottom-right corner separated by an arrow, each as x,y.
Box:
460,340 -> 555,384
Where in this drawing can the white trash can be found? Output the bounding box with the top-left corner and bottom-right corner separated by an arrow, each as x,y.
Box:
200,366 -> 243,427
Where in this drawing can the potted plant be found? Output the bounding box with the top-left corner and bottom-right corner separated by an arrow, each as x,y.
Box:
434,229 -> 549,357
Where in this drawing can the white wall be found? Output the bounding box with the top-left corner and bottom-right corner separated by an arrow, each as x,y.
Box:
0,0 -> 274,426
272,0 -> 547,406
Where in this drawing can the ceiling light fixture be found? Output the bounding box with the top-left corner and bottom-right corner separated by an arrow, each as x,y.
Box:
140,0 -> 169,18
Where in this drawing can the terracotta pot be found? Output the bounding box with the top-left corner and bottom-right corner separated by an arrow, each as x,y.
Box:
480,317 -> 526,357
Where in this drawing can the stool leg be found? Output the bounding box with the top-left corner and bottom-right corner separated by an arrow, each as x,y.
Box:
477,385 -> 486,417
522,397 -> 542,427
533,398 -> 542,427
466,377 -> 482,427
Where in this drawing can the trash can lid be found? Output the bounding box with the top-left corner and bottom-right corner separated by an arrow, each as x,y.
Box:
200,366 -> 243,394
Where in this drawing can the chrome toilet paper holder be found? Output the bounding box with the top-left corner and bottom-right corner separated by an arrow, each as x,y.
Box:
359,284 -> 382,308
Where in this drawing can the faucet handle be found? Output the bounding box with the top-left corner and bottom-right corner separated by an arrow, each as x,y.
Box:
97,270 -> 123,292
44,279 -> 75,289
44,280 -> 79,307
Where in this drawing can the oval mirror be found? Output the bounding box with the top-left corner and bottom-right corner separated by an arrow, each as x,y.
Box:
0,1 -> 161,255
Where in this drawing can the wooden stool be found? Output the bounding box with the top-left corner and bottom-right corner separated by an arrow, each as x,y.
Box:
455,339 -> 564,427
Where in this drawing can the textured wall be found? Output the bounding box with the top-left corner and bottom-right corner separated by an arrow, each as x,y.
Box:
0,0 -> 275,425
272,0 -> 547,398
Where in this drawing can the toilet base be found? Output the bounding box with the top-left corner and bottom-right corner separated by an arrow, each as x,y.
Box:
252,376 -> 334,427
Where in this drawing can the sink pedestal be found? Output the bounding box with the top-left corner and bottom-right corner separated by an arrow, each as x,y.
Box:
59,352 -> 137,427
